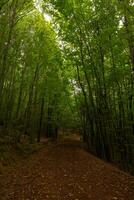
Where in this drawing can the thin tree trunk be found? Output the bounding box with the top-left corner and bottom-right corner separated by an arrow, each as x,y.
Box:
37,98 -> 44,142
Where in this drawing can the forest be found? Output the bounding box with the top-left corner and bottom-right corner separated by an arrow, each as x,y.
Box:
0,0 -> 134,175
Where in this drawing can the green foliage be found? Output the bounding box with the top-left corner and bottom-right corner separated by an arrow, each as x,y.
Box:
0,0 -> 134,173
41,0 -> 134,172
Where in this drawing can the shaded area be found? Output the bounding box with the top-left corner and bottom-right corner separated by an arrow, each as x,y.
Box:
0,138 -> 134,200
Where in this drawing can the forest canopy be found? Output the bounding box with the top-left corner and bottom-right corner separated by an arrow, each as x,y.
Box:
0,0 -> 134,172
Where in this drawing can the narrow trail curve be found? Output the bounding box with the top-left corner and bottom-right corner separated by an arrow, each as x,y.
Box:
1,140 -> 134,200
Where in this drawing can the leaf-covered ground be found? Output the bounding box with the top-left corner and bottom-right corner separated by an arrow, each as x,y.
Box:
0,139 -> 134,200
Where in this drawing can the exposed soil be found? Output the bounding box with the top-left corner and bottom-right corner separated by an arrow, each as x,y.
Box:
0,138 -> 134,200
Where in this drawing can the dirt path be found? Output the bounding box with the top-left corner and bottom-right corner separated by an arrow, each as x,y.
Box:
0,140 -> 134,200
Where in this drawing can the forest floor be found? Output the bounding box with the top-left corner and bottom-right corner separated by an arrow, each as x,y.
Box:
0,135 -> 134,200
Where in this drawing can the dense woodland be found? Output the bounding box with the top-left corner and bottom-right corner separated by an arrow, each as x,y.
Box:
0,0 -> 134,173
